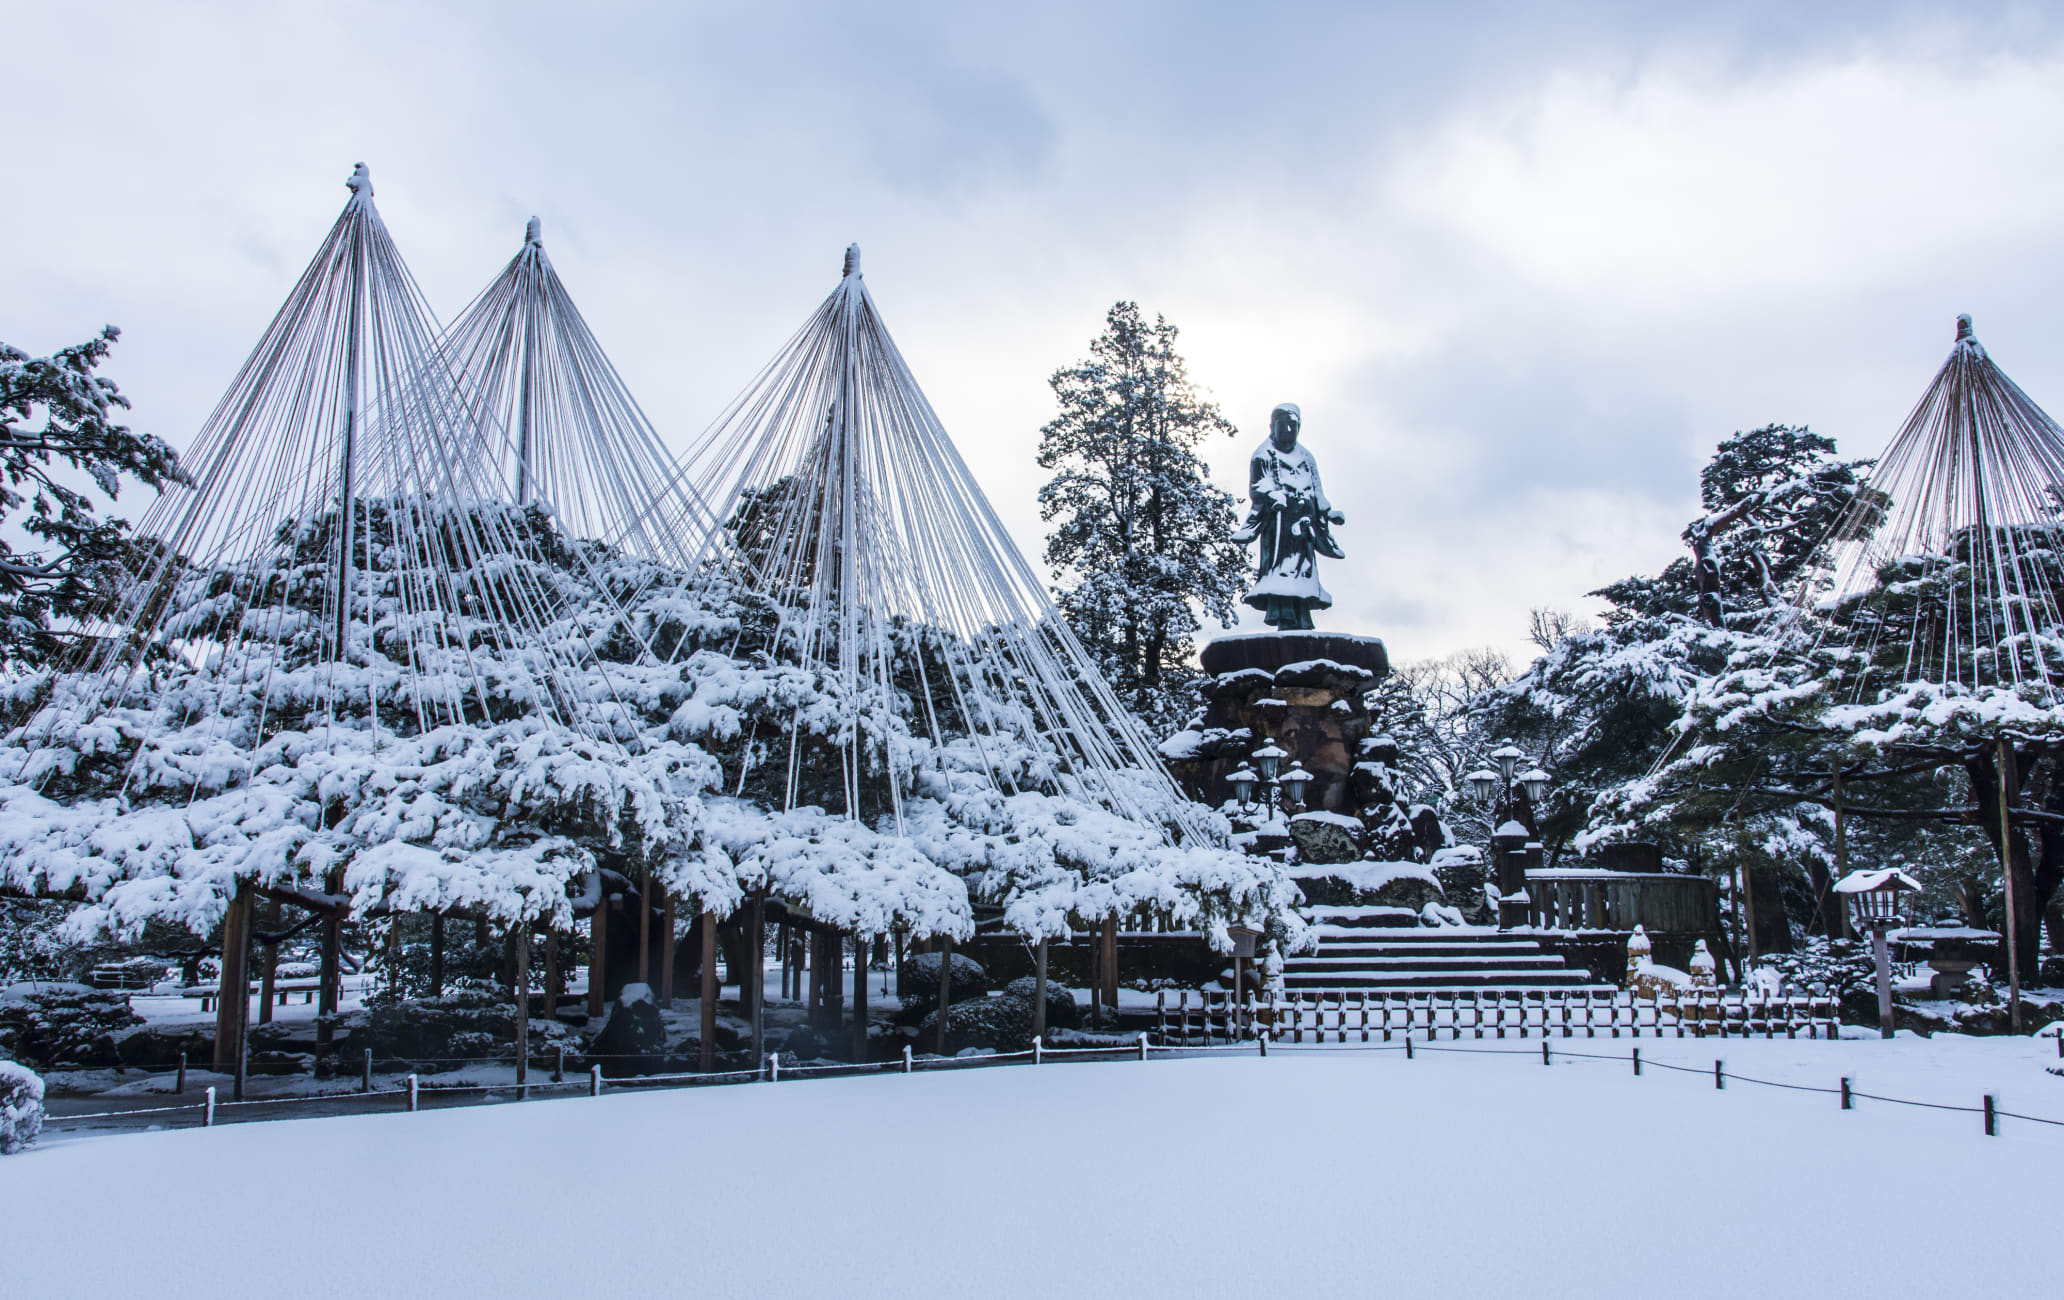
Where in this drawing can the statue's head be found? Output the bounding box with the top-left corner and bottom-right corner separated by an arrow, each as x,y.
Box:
1270,403 -> 1302,451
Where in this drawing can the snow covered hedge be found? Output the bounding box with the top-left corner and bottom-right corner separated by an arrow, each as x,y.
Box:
0,1059 -> 45,1154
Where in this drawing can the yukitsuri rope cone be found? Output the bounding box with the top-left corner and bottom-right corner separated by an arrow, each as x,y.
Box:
653,244 -> 1226,848
1819,313 -> 2064,704
435,216 -> 711,568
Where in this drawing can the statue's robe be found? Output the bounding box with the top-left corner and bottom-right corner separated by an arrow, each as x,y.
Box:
1233,438 -> 1342,629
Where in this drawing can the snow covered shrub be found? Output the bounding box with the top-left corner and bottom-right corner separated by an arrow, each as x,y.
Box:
898,953 -> 988,1012
0,983 -> 143,1069
1753,939 -> 1876,1000
0,1059 -> 45,1154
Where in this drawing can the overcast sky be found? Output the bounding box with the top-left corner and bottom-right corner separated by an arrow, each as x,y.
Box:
10,1 -> 2064,666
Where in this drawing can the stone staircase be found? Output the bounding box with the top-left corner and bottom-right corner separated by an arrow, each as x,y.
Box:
1284,907 -> 1613,993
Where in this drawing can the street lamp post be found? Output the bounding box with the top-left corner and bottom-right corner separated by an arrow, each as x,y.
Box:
1466,745 -> 1552,929
1231,738 -> 1293,823
1835,868 -> 1922,1040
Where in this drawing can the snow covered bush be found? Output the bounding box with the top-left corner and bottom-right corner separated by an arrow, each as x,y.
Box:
0,1059 -> 45,1154
0,983 -> 143,1070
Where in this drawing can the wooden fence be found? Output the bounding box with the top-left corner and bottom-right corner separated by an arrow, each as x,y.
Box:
1523,869 -> 1720,933
1152,987 -> 1840,1046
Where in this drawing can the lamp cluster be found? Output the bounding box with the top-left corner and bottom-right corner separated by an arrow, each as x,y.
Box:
1226,737 -> 1314,817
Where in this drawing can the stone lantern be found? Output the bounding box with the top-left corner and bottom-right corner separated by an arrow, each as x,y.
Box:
1834,868 -> 1922,1040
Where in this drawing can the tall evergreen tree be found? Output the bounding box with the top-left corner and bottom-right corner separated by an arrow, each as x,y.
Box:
0,328 -> 182,665
1037,302 -> 1246,731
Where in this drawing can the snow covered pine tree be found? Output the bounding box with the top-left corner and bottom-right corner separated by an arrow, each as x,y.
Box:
1037,303 -> 1248,733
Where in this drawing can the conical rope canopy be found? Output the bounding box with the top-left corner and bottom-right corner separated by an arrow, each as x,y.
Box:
1818,314 -> 2064,705
657,245 -> 1223,845
37,165 -> 626,765
434,217 -> 712,566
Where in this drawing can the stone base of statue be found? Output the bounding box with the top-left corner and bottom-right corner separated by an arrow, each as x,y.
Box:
1166,631 -> 1403,826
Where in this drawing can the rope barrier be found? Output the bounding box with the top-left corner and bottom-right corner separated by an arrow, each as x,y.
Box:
45,1030 -> 2064,1140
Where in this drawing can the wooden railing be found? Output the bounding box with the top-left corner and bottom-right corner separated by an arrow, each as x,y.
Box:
1523,869 -> 1720,933
1152,987 -> 1839,1045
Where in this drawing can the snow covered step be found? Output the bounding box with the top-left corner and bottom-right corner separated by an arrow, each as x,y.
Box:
1282,970 -> 1605,990
1312,949 -> 1552,969
1287,955 -> 1570,971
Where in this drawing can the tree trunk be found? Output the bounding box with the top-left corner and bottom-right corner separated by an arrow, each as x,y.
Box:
212,882 -> 253,1074
659,884 -> 676,1008
429,912 -> 445,997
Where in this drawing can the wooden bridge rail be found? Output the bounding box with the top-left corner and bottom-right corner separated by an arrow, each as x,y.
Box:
1152,988 -> 1839,1046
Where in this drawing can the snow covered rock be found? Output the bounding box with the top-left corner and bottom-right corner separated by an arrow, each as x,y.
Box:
1288,860 -> 1443,911
0,1059 -> 44,1154
1289,810 -> 1363,865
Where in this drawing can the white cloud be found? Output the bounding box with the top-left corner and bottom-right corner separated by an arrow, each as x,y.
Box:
8,3 -> 2064,671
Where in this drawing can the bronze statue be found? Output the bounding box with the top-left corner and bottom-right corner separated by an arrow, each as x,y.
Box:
1232,403 -> 1344,630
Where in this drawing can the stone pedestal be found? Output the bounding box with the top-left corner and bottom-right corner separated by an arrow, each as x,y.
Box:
1171,632 -> 1388,815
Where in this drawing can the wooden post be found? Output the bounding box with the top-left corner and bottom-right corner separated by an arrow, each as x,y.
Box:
1032,938 -> 1050,1042
514,926 -> 530,1099
658,884 -> 676,1008
638,866 -> 652,988
1100,915 -> 1119,1014
316,869 -> 342,1055
1829,763 -> 1849,940
850,930 -> 869,1061
1998,737 -> 2024,1033
700,909 -> 718,1073
257,898 -> 279,1025
587,884 -> 609,1019
429,912 -> 445,997
935,935 -> 954,1055
212,882 -> 253,1075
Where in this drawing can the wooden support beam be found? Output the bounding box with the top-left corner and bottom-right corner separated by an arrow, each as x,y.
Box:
638,866 -> 652,988
316,869 -> 342,1054
1100,915 -> 1119,1014
658,884 -> 676,1008
700,909 -> 718,1073
1032,938 -> 1049,1041
850,931 -> 868,1061
257,898 -> 279,1025
587,890 -> 609,1019
543,930 -> 561,1022
749,892 -> 767,1062
935,936 -> 954,1055
429,912 -> 445,996
211,882 -> 253,1075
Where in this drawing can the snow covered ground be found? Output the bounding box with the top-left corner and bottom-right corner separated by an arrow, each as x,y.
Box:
4,1035 -> 2060,1298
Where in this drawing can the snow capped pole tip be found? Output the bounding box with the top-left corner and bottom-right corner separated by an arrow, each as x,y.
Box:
526,216 -> 542,246
346,162 -> 373,199
1955,313 -> 1974,341
842,243 -> 861,279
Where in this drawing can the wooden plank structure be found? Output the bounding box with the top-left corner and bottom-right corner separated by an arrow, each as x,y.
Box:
1151,987 -> 1841,1046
